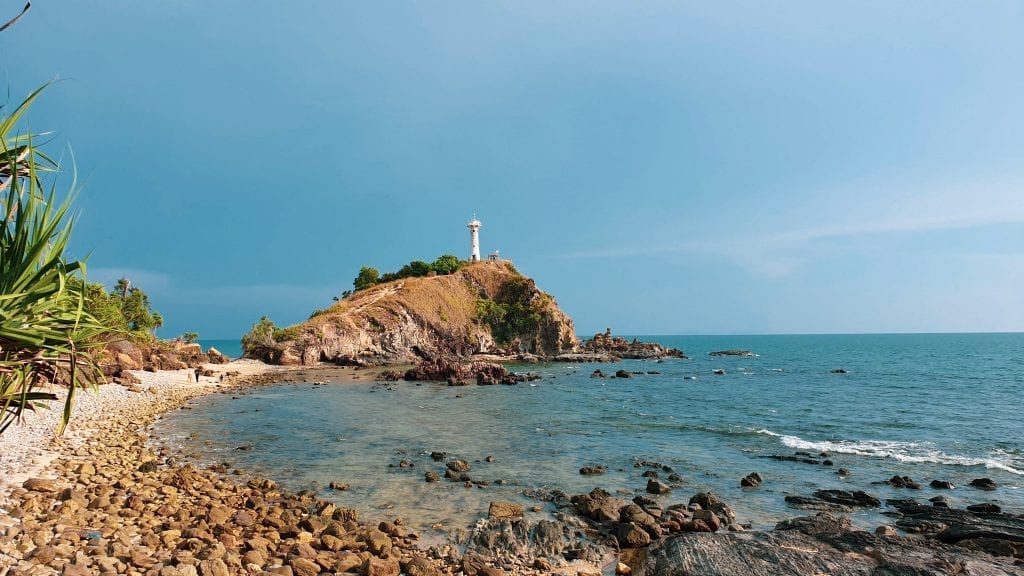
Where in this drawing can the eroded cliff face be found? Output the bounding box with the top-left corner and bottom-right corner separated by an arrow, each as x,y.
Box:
249,261 -> 578,366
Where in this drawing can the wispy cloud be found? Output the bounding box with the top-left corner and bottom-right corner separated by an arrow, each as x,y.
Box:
556,177 -> 1024,277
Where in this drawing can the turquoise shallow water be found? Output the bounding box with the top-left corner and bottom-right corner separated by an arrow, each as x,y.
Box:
153,333 -> 1024,537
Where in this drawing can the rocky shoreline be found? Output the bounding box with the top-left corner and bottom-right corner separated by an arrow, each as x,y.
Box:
3,365 -> 1024,576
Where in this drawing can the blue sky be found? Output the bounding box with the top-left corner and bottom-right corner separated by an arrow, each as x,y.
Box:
3,2 -> 1022,338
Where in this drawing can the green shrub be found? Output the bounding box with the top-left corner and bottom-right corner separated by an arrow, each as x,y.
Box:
241,316 -> 276,354
351,254 -> 468,291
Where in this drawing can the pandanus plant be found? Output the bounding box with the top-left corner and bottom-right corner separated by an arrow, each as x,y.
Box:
0,84 -> 108,435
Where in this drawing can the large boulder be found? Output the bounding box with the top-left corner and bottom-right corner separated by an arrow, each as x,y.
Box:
641,512 -> 1021,575
207,347 -> 230,364
572,488 -> 629,523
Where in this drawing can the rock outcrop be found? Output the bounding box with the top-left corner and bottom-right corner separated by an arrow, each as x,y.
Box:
96,339 -> 227,383
246,261 -> 578,366
577,329 -> 686,360
641,511 -> 1023,575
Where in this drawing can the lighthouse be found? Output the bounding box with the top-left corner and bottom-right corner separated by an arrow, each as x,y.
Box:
467,216 -> 481,262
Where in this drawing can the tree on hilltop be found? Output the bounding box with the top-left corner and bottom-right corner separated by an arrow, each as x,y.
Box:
432,254 -> 462,275
353,266 -> 380,291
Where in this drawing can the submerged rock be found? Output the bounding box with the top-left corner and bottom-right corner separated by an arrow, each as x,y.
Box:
740,472 -> 762,488
969,477 -> 997,491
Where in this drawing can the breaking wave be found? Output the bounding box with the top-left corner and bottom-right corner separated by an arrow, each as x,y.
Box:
778,435 -> 1024,476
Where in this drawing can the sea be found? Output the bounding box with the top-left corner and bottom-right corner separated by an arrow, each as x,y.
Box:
157,333 -> 1023,541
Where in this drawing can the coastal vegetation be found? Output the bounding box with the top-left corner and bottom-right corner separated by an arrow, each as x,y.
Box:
474,276 -> 545,345
0,84 -> 109,435
68,276 -> 164,340
240,315 -> 301,357
346,254 -> 466,296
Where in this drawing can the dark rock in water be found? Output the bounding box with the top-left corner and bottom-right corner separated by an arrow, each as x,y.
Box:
892,504 -> 1024,559
642,470 -> 659,478
740,472 -> 762,488
874,475 -> 921,490
929,495 -> 951,508
930,479 -> 955,489
615,369 -> 632,379
966,503 -> 1001,514
430,451 -> 447,461
445,468 -> 471,482
667,473 -> 683,483
404,357 -> 522,385
399,459 -> 415,468
328,481 -> 350,490
579,465 -> 607,476
447,459 -> 471,473
424,471 -> 439,483
708,350 -> 757,357
712,369 -> 726,375
813,489 -> 880,508
784,496 -> 853,513
642,512 -> 1021,576
591,369 -> 607,378
647,479 -> 671,495
769,453 -> 822,465
581,329 -> 687,360
969,477 -> 997,491
821,459 -> 833,466
836,468 -> 850,476
830,368 -> 847,373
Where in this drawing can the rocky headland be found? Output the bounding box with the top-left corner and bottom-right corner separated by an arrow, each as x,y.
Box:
244,261 -> 579,367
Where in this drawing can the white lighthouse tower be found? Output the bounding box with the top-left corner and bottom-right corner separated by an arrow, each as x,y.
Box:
467,216 -> 481,262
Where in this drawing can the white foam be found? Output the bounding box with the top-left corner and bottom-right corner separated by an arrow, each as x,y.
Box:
778,435 -> 1024,476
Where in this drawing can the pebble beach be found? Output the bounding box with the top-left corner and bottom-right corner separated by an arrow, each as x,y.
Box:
0,363 -> 478,576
